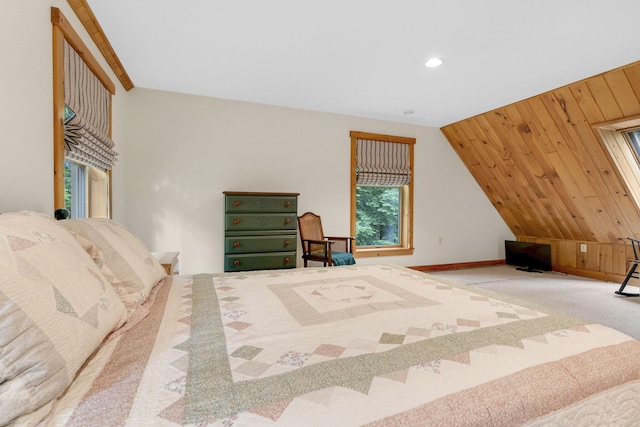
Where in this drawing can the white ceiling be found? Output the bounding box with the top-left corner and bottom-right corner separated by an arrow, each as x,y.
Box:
87,0 -> 640,128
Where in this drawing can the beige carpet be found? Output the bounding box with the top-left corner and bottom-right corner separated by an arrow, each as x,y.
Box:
429,265 -> 640,340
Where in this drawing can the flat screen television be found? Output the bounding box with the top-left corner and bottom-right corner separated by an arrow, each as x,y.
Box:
504,240 -> 552,272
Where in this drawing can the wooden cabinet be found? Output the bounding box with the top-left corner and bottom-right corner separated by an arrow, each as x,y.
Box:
223,191 -> 299,272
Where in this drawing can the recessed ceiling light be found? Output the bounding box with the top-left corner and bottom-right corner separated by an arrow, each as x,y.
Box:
425,57 -> 444,68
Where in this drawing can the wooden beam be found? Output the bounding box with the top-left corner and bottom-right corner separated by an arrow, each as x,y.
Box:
51,7 -> 115,94
66,0 -> 134,91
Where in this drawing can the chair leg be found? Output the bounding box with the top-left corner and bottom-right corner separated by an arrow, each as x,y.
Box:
615,264 -> 640,297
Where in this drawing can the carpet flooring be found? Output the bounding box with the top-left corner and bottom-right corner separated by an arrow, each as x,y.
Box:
428,265 -> 640,340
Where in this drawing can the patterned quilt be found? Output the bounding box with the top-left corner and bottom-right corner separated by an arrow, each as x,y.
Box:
42,265 -> 640,426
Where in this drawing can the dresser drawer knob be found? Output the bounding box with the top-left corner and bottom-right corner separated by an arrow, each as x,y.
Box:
285,201 -> 291,207
233,219 -> 240,225
284,218 -> 291,224
284,240 -> 290,246
284,257 -> 290,264
234,242 -> 241,247
233,260 -> 240,266
234,200 -> 241,207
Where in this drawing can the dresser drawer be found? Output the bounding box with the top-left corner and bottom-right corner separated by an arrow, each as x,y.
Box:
224,252 -> 296,271
225,235 -> 296,254
226,195 -> 297,213
223,191 -> 299,273
225,213 -> 297,231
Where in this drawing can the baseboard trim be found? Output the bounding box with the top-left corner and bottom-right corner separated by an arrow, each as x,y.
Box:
409,259 -> 505,272
409,261 -> 630,285
552,266 -> 627,284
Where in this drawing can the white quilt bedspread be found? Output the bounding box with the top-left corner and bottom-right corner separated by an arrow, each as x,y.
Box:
39,265 -> 640,426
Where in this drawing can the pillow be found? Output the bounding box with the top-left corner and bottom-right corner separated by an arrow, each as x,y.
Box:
59,218 -> 166,312
0,211 -> 127,425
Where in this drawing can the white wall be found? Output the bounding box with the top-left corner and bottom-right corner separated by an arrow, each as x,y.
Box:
126,89 -> 513,273
0,0 -> 129,220
1,1 -> 53,213
2,0 -> 511,272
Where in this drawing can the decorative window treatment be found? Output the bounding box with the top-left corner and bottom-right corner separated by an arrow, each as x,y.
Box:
64,40 -> 117,170
356,138 -> 411,185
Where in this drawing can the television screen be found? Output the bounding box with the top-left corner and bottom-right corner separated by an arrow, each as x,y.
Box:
505,240 -> 552,272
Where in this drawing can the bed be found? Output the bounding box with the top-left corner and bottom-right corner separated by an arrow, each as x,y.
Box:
3,211 -> 640,426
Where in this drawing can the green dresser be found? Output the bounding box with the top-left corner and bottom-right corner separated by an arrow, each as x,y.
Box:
223,191 -> 299,272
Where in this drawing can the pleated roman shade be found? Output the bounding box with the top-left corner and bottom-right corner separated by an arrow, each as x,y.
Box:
356,138 -> 411,186
63,40 -> 117,170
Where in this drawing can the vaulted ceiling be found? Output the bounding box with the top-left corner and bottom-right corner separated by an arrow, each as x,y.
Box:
84,0 -> 640,128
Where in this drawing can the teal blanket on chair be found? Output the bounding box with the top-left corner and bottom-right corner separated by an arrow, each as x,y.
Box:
332,251 -> 356,266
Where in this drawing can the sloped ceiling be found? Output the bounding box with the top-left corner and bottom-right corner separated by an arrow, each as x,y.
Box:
85,0 -> 640,128
441,61 -> 640,245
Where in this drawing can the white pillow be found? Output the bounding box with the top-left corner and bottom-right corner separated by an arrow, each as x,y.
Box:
0,211 -> 127,425
59,218 -> 166,313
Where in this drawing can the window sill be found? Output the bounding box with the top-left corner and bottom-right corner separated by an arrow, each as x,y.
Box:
354,247 -> 414,258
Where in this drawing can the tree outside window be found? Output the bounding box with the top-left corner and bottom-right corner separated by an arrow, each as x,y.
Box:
356,186 -> 400,246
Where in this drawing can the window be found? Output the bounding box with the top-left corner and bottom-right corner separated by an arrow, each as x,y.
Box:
356,186 -> 401,245
52,8 -> 116,218
350,131 -> 415,257
626,128 -> 640,163
64,159 -> 87,218
64,159 -> 109,219
61,102 -> 112,218
596,118 -> 640,210
63,104 -> 88,218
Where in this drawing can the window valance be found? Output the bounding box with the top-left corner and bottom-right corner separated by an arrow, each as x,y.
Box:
64,112 -> 117,170
63,40 -> 117,170
356,138 -> 412,186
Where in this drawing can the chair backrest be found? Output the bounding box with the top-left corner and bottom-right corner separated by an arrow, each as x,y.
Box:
629,238 -> 640,261
298,212 -> 325,242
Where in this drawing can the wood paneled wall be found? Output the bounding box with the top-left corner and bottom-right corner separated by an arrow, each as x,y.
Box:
441,60 -> 640,283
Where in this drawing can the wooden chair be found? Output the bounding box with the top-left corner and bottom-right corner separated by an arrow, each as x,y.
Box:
615,237 -> 640,297
297,212 -> 355,267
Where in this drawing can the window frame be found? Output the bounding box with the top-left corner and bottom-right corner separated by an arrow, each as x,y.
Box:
595,116 -> 640,215
624,128 -> 640,167
350,131 -> 415,258
52,8 -> 115,218
65,159 -> 87,218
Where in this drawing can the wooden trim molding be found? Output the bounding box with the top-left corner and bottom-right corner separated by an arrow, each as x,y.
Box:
52,20 -> 66,209
350,131 -> 416,145
350,131 -> 415,257
409,259 -> 505,272
51,7 -> 115,94
356,247 -> 415,258
51,7 -> 116,217
553,266 -> 627,284
66,0 -> 134,91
